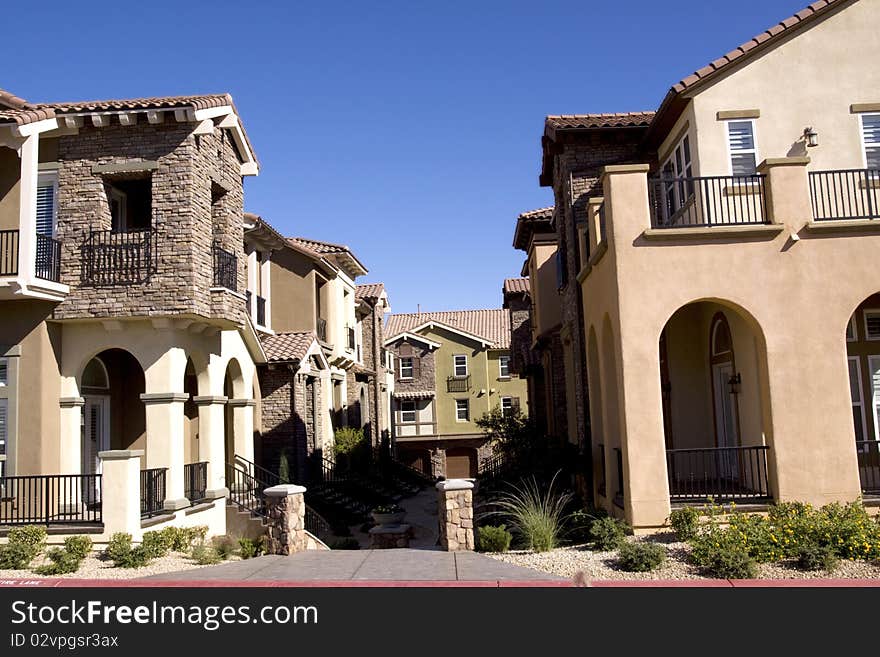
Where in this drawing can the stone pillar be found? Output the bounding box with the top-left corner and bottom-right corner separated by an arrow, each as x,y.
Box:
264,484 -> 307,555
99,450 -> 144,541
228,398 -> 255,463
194,395 -> 228,498
141,392 -> 190,511
437,479 -> 474,551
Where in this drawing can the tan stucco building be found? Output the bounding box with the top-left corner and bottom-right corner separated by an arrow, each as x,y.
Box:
538,0 -> 880,528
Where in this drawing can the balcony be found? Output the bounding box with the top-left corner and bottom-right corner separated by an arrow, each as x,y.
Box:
0,230 -> 62,283
447,375 -> 471,393
648,174 -> 767,228
0,230 -> 18,276
809,169 -> 880,221
212,245 -> 237,291
81,229 -> 156,286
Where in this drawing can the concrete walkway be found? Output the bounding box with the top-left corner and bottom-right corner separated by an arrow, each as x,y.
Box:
350,485 -> 439,549
140,549 -> 565,583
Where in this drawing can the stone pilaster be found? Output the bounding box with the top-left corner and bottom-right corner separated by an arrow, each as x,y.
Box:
436,479 -> 474,551
264,484 -> 308,555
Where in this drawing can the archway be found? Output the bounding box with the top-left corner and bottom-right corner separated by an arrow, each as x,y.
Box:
659,300 -> 771,502
843,293 -> 880,496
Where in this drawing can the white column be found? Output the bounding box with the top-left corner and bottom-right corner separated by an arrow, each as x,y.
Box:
194,395 -> 228,497
247,248 -> 258,318
228,398 -> 255,463
17,133 -> 38,283
260,252 -> 271,330
59,397 -> 84,475
99,450 -> 144,541
141,392 -> 190,510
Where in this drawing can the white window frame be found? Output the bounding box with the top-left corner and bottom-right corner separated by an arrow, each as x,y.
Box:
399,357 -> 414,379
455,398 -> 469,422
847,315 -> 858,342
453,355 -> 468,378
109,187 -> 128,232
36,171 -> 59,237
870,355 -> 880,443
0,358 -> 7,386
858,112 -> 880,170
849,356 -> 868,445
863,309 -> 880,341
0,398 -> 7,469
499,355 -> 510,379
400,400 -> 416,424
725,119 -> 759,177
660,133 -> 694,216
501,396 -> 513,417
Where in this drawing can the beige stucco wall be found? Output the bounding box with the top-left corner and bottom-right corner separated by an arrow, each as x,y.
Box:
269,250 -> 317,334
530,241 -> 561,337
0,147 -> 21,232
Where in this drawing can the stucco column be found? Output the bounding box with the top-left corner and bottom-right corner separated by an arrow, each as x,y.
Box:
587,196 -> 605,254
194,395 -> 229,498
228,398 -> 255,464
99,450 -> 143,541
59,396 -> 84,475
141,392 -> 189,510
757,157 -> 812,230
17,133 -> 38,283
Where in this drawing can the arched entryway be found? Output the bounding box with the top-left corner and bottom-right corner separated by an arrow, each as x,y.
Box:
844,293 -> 880,496
659,301 -> 772,503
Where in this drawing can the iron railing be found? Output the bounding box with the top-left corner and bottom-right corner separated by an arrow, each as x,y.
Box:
226,462 -> 266,517
0,473 -> 102,526
648,174 -> 767,228
856,440 -> 880,496
666,445 -> 770,502
256,295 -> 266,326
82,229 -> 157,285
140,467 -> 166,518
0,229 -> 19,276
310,455 -> 347,486
184,461 -> 208,504
597,443 -> 606,498
447,375 -> 471,393
212,245 -> 237,291
477,452 -> 506,482
317,317 -> 328,342
35,233 -> 61,282
809,169 -> 880,221
304,505 -> 333,539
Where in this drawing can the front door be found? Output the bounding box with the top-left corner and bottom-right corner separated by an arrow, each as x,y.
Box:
712,362 -> 739,479
82,396 -> 110,500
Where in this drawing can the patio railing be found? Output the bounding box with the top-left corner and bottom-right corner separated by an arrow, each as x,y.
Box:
140,467 -> 167,518
0,473 -> 102,526
809,169 -> 880,221
666,445 -> 770,503
184,461 -> 208,504
856,440 -> 880,496
648,174 -> 767,228
82,229 -> 157,285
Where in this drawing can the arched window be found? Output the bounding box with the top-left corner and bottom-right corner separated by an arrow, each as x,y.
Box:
711,314 -> 733,359
81,357 -> 109,390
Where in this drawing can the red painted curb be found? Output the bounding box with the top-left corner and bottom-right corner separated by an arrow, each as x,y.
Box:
0,579 -> 572,588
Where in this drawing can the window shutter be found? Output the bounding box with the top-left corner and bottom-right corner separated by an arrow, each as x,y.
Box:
511,397 -> 521,413
866,312 -> 880,339
0,399 -> 7,455
36,180 -> 56,237
412,356 -> 421,379
397,357 -> 403,380
863,115 -> 880,169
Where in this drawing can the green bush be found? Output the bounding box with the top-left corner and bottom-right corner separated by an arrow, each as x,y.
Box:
333,427 -> 365,456
104,533 -> 151,569
8,525 -> 47,552
797,543 -> 838,572
590,517 -> 630,551
704,545 -> 757,579
63,535 -> 92,560
212,536 -> 237,560
617,542 -> 666,572
34,548 -> 83,576
278,449 -> 291,484
492,472 -> 572,552
329,538 -> 360,550
155,526 -> 209,553
669,507 -> 700,541
565,509 -> 608,545
191,543 -> 222,565
0,542 -> 39,569
238,537 -> 264,559
476,525 -> 512,553
141,530 -> 173,558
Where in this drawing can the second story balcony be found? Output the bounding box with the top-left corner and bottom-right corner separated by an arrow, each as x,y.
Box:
212,245 -> 237,291
81,229 -> 157,286
447,375 -> 471,393
808,168 -> 880,221
0,229 -> 65,300
647,174 -> 767,229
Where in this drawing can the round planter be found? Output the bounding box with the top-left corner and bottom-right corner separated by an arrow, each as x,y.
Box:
372,511 -> 406,526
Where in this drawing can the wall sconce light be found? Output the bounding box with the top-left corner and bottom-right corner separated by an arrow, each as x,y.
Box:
803,126 -> 819,148
727,372 -> 742,395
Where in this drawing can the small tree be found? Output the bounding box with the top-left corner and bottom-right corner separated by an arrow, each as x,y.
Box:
278,449 -> 290,484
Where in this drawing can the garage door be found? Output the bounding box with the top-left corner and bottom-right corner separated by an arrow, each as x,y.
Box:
445,448 -> 476,479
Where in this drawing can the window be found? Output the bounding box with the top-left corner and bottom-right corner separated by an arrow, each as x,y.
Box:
847,315 -> 858,342
499,355 -> 510,378
108,177 -> 151,232
0,358 -> 6,386
455,399 -> 469,422
400,400 -> 416,424
727,120 -> 758,176
501,397 -> 513,417
400,357 -> 414,379
849,357 -> 867,444
453,355 -> 468,378
36,172 -> 58,237
871,356 -> 880,443
0,398 -> 6,458
661,134 -> 694,214
864,310 -> 880,340
860,113 -> 880,170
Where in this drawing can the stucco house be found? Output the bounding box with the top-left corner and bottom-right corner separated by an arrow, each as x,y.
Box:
546,0 -> 880,528
384,309 -> 528,479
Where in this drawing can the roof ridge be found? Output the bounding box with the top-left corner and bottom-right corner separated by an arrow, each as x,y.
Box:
35,92 -> 231,109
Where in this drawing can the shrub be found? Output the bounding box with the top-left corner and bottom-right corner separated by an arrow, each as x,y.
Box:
797,543 -> 838,572
617,542 -> 666,572
334,427 -> 365,456
34,548 -> 82,576
491,472 -> 572,552
63,536 -> 92,560
141,530 -> 172,558
104,533 -> 151,569
669,507 -> 700,541
0,542 -> 39,570
191,543 -> 222,565
238,537 -> 264,559
8,525 -> 47,552
476,525 -> 512,553
565,509 -> 608,545
329,538 -> 360,550
278,449 -> 291,484
590,517 -> 630,551
212,536 -> 237,560
704,545 -> 757,579
156,526 -> 209,553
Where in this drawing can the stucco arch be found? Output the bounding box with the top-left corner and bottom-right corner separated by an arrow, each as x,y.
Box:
655,295 -> 768,351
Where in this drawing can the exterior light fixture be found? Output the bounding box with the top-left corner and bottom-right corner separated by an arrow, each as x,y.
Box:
727,372 -> 742,395
803,126 -> 819,148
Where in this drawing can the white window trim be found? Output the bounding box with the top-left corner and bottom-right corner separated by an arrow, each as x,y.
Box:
499,355 -> 510,379
0,357 -> 7,386
863,308 -> 880,341
455,398 -> 469,422
400,400 -> 416,424
661,133 -> 693,180
109,187 -> 128,231
858,112 -> 880,170
453,354 -> 468,378
399,356 -> 414,380
847,315 -> 858,342
725,119 -> 759,177
849,356 -> 868,444
870,355 -> 880,443
37,170 -> 59,237
501,396 -> 513,416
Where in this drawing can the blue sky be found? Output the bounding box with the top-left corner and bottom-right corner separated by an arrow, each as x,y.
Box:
4,1 -> 808,314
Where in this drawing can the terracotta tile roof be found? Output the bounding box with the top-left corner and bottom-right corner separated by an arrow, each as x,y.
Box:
386,308 -> 512,349
35,93 -> 235,114
545,112 -> 655,132
356,283 -> 385,302
503,278 -> 530,296
0,88 -> 30,110
289,237 -> 368,278
0,88 -> 55,125
260,331 -> 316,363
513,206 -> 556,250
518,207 -> 554,221
289,237 -> 350,255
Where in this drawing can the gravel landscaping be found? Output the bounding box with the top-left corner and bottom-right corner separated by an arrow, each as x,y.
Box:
0,551 -> 227,581
487,532 -> 880,581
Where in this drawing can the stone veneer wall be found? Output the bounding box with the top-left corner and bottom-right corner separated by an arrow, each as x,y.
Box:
437,480 -> 474,551
388,341 -> 435,393
264,485 -> 307,555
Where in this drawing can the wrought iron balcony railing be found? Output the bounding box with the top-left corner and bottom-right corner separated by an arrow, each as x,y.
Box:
809,169 -> 880,221
447,375 -> 471,393
648,174 -> 767,228
212,245 -> 237,291
82,229 -> 156,285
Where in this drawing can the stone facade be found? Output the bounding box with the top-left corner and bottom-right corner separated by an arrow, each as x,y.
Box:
52,120 -> 246,325
387,339 -> 435,394
437,480 -> 474,551
264,484 -> 308,555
